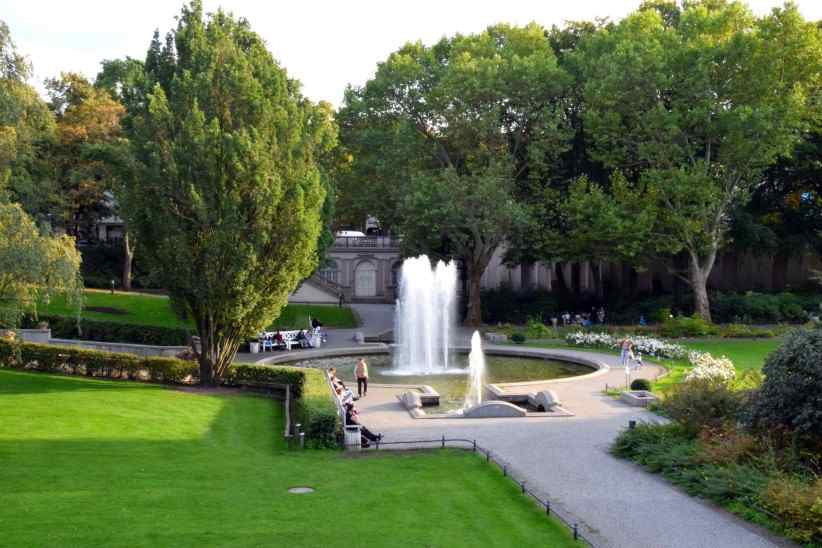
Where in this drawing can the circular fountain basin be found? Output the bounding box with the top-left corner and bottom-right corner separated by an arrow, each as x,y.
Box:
290,353 -> 592,413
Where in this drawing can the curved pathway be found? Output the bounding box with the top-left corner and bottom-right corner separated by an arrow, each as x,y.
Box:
270,344 -> 792,548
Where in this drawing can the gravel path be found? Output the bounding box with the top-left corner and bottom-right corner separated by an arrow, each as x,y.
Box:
351,347 -> 792,548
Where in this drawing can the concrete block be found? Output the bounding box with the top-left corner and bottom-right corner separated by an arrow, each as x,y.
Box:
620,390 -> 657,408
462,400 -> 526,418
529,390 -> 561,411
400,391 -> 422,410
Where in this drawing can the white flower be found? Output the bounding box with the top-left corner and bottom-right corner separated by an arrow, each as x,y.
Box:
685,352 -> 736,384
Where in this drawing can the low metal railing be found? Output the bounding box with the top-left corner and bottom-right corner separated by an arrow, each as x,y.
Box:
332,236 -> 400,249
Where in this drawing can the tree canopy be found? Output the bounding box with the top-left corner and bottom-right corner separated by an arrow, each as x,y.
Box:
339,23 -> 570,324
124,1 -> 337,383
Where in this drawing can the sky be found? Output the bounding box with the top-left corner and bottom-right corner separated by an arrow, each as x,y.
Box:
3,0 -> 822,107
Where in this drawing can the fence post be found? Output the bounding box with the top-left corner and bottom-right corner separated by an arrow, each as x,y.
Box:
521,481 -> 526,494
503,465 -> 507,477
299,431 -> 305,450
486,451 -> 490,463
472,439 -> 476,452
573,524 -> 578,540
441,434 -> 445,448
545,500 -> 550,515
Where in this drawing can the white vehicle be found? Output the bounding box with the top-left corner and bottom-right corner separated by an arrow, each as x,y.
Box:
335,230 -> 366,238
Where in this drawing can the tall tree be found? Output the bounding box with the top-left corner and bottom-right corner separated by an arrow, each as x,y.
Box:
339,24 -> 570,325
0,20 -> 57,220
44,73 -> 126,238
96,57 -> 146,289
125,1 -> 337,383
574,1 -> 822,320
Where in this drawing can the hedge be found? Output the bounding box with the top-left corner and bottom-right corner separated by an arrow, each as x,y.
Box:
0,340 -> 340,448
22,315 -> 190,346
295,368 -> 341,448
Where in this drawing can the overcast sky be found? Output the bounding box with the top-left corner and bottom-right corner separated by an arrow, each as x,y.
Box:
3,0 -> 821,107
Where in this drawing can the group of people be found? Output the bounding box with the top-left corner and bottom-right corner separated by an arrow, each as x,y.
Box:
555,307 -> 607,328
328,360 -> 383,448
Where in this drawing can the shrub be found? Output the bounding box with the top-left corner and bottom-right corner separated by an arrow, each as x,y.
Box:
718,323 -> 777,338
295,368 -> 339,448
663,379 -> 744,437
748,328 -> 822,449
763,476 -> 822,544
685,352 -> 736,384
525,317 -> 552,338
480,285 -> 558,324
696,425 -> 760,466
510,332 -> 526,344
630,378 -> 651,391
660,315 -> 718,338
23,315 -> 190,346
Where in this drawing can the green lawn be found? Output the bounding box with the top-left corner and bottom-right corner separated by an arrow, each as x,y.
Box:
516,336 -> 782,393
0,369 -> 580,548
41,289 -> 358,329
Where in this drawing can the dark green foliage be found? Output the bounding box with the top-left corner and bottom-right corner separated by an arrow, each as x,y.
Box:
659,316 -> 718,338
481,286 -> 558,324
295,367 -> 340,448
748,328 -> 822,448
23,314 -> 189,346
630,378 -> 651,391
510,332 -> 526,344
712,292 -> 815,324
662,380 -> 744,437
78,244 -> 156,290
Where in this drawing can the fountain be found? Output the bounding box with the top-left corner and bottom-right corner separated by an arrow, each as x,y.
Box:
393,256 -> 458,374
463,331 -> 486,409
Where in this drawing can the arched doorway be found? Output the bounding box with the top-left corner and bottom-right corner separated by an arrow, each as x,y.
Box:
355,260 -> 377,297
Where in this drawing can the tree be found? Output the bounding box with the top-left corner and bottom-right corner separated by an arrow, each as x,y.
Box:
575,1 -> 822,320
44,73 -> 126,239
0,202 -> 82,327
125,2 -> 336,384
339,24 -> 570,325
0,20 -> 57,220
96,57 -> 147,290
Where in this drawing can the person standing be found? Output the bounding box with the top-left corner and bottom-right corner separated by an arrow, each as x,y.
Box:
620,336 -> 633,367
355,358 -> 369,398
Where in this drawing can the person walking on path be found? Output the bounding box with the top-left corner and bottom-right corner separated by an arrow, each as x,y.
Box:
619,336 -> 634,367
355,358 -> 369,397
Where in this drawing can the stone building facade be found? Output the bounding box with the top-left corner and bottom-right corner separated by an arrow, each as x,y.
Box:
289,235 -> 821,304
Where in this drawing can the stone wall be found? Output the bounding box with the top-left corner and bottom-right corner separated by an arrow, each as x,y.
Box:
15,328 -> 187,357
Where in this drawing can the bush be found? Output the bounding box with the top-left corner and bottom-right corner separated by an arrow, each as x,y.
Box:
295,368 -> 339,448
480,285 -> 558,324
23,315 -> 190,346
630,378 -> 651,391
696,425 -> 760,466
763,476 -> 822,544
510,332 -> 526,344
718,323 -> 777,338
748,328 -> 822,449
525,317 -> 552,338
660,315 -> 718,338
662,379 -> 744,437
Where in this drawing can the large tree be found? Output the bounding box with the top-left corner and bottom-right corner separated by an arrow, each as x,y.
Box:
573,1 -> 822,320
125,2 -> 336,384
339,24 -> 570,325
0,20 -> 57,220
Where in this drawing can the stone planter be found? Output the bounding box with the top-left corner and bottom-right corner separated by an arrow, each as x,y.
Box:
620,390 -> 657,408
16,328 -> 51,344
249,342 -> 260,354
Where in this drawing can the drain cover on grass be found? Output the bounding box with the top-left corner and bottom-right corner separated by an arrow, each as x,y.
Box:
288,486 -> 315,494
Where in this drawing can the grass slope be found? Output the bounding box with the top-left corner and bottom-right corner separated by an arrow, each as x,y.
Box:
41,289 -> 357,329
0,370 -> 579,548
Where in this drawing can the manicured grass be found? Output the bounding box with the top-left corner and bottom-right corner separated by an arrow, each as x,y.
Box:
41,289 -> 358,329
681,338 -> 782,371
0,369 -> 580,548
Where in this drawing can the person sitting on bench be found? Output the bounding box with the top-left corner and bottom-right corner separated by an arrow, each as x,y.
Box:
344,402 -> 382,448
274,330 -> 284,347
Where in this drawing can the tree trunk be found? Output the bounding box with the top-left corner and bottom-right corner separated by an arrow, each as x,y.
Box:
193,320 -> 241,386
464,265 -> 483,327
122,232 -> 134,291
688,252 -> 714,322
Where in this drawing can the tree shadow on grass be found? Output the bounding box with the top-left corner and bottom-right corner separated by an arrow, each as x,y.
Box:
0,368 -> 170,395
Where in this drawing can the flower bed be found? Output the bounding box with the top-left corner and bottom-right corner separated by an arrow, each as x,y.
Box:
565,331 -> 688,359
